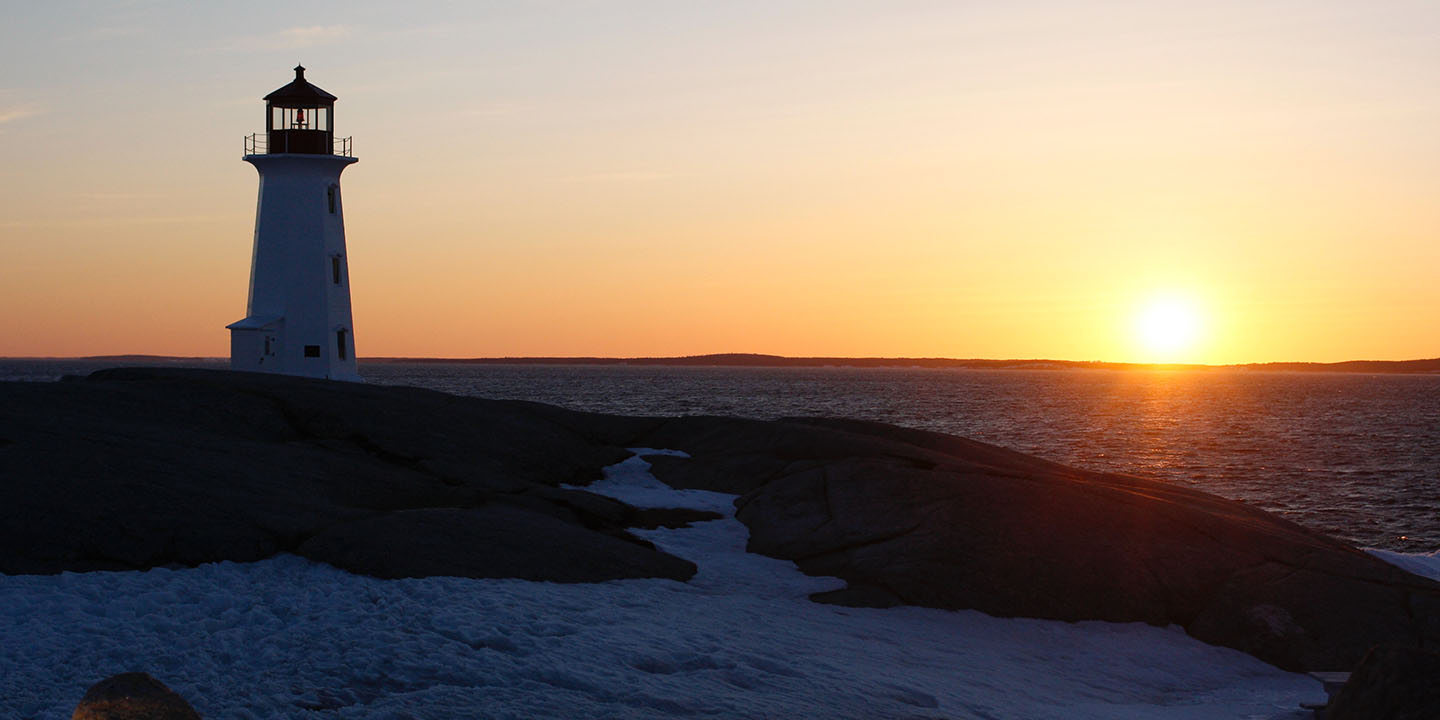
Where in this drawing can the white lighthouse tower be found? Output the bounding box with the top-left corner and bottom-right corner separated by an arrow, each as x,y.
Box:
228,65 -> 361,381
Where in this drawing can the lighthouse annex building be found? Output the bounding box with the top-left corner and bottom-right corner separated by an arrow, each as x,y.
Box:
228,65 -> 361,381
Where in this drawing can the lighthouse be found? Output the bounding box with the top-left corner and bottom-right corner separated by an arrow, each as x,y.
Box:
228,65 -> 361,381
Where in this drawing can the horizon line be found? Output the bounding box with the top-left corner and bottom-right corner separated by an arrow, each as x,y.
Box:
5,353 -> 1439,373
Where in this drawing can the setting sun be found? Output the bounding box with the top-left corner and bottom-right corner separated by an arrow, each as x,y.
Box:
1134,295 -> 1205,362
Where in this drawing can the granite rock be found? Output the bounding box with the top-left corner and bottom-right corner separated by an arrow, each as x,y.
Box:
72,672 -> 200,720
1325,644 -> 1440,720
0,369 -> 683,581
296,505 -> 697,581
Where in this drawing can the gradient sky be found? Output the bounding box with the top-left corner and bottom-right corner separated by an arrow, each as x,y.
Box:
3,1 -> 1439,363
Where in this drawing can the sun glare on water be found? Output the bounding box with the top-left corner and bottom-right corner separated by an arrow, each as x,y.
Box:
1134,295 -> 1205,363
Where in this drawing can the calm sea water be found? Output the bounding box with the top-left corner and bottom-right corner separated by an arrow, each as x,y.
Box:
6,359 -> 1438,552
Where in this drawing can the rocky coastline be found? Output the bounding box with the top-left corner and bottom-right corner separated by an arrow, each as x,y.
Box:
3,368 -> 1437,679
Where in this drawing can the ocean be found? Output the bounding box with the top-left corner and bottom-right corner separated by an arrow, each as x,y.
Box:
7,359 -> 1438,552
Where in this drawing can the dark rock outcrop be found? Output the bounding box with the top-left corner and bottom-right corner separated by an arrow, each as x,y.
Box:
297,506 -> 696,581
0,368 -> 682,581
72,672 -> 200,720
1325,645 -> 1440,719
633,416 -> 1440,672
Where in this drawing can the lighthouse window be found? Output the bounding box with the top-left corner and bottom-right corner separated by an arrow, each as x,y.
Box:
331,256 -> 342,284
272,107 -> 329,131
304,345 -> 321,358
327,186 -> 337,214
336,329 -> 349,361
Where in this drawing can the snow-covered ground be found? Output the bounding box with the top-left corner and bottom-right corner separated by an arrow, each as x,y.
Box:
4,449 -> 1395,719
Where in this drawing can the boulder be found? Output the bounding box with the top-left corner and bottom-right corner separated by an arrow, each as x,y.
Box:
1325,645 -> 1440,720
72,672 -> 200,720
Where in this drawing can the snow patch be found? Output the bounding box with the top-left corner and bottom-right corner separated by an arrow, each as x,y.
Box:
0,451 -> 1323,719
563,447 -> 731,514
1368,548 -> 1440,583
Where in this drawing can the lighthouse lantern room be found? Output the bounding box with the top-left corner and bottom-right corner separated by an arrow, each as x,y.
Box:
229,65 -> 361,381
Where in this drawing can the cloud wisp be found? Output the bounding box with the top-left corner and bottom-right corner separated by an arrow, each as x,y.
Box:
272,25 -> 353,49
218,25 -> 356,53
0,103 -> 43,132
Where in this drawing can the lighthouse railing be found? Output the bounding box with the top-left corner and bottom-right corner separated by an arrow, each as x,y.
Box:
244,133 -> 267,156
243,133 -> 354,158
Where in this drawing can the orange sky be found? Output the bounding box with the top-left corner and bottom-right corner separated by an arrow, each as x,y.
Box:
3,2 -> 1439,363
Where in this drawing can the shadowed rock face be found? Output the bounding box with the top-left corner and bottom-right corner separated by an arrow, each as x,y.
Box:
1325,645 -> 1440,719
0,368 -> 691,581
637,416 -> 1440,672
298,506 -> 699,582
4,369 -> 1438,672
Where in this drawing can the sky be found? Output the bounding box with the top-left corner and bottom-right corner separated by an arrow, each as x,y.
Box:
3,1 -> 1439,364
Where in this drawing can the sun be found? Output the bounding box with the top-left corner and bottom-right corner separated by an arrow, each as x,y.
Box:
1134,295 -> 1204,362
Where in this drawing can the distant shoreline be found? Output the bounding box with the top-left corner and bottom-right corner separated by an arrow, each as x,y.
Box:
8,353 -> 1440,374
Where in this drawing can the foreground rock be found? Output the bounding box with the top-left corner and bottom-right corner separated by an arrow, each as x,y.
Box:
72,672 -> 200,720
4,368 -> 1439,673
0,368 -> 691,581
298,506 -> 696,581
1325,645 -> 1440,719
636,416 -> 1440,672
